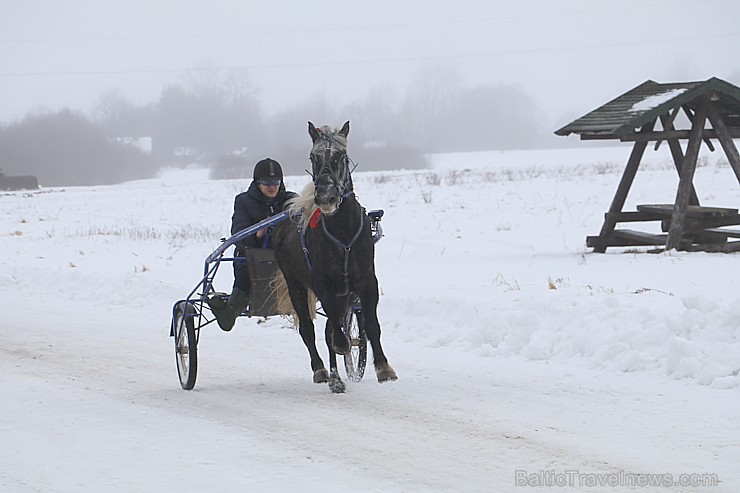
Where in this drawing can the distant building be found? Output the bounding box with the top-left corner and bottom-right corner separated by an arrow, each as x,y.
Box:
0,170 -> 39,191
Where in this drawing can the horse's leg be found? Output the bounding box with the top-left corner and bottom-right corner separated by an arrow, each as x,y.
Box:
324,319 -> 346,394
356,277 -> 398,383
311,284 -> 347,393
312,284 -> 351,356
287,280 -> 328,383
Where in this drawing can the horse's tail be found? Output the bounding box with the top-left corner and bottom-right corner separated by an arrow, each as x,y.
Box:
270,270 -> 317,327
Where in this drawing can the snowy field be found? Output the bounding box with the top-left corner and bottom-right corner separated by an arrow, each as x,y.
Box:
1,144 -> 739,492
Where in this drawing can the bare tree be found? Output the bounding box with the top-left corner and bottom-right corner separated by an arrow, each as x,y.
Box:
402,60 -> 462,152
181,62 -> 225,100
155,65 -> 265,163
93,89 -> 133,134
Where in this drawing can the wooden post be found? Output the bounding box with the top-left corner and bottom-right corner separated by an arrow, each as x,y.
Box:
591,119 -> 656,252
666,102 -> 708,250
654,107 -> 680,150
683,104 -> 715,151
660,112 -> 700,206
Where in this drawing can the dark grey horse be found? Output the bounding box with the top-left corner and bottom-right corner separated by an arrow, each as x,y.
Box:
272,121 -> 397,393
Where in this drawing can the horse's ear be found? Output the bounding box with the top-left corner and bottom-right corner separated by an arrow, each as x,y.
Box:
308,121 -> 320,143
339,121 -> 350,138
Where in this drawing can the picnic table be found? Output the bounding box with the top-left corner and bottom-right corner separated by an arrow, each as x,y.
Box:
587,203 -> 740,252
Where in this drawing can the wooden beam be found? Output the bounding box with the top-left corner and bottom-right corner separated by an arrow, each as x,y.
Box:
591,119 -> 656,253
659,112 -> 700,206
609,128 -> 740,142
705,101 -> 740,184
654,107 -> 681,150
612,229 -> 668,245
685,241 -> 740,253
666,102 -> 708,250
605,211 -> 666,222
580,134 -> 624,141
587,232 -> 665,248
683,105 -> 715,151
683,215 -> 740,230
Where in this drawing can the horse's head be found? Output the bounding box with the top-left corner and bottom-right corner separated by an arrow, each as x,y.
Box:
308,121 -> 353,215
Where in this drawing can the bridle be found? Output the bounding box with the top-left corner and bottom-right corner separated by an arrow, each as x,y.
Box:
309,134 -> 354,205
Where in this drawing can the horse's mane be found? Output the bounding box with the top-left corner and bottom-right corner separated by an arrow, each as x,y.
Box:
286,181 -> 318,230
312,125 -> 348,150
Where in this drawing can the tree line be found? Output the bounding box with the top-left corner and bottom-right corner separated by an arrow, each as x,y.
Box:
0,63 -> 548,187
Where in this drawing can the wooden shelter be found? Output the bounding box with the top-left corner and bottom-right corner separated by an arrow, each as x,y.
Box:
556,77 -> 740,253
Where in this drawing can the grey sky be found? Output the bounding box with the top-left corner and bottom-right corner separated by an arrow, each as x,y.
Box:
1,0 -> 738,127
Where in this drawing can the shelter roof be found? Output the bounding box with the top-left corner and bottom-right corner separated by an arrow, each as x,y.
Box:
555,77 -> 740,138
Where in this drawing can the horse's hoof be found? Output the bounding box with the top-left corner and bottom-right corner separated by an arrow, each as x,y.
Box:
331,334 -> 351,355
329,377 -> 346,394
376,363 -> 398,383
313,368 -> 330,384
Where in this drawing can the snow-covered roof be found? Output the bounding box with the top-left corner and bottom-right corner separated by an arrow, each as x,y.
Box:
555,77 -> 740,138
628,88 -> 688,112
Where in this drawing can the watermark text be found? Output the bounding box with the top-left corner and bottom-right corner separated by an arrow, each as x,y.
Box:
514,469 -> 719,488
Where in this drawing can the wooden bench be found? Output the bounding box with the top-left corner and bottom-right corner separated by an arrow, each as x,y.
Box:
636,204 -> 739,219
589,204 -> 740,252
587,229 -> 667,248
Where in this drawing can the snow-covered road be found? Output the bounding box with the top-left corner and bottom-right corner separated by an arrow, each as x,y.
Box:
2,297 -> 734,492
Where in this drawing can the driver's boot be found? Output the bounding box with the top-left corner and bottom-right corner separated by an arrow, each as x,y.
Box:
226,286 -> 250,324
207,292 -> 237,332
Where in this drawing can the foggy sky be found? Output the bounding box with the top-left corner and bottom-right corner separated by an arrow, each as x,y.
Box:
2,0 -> 739,127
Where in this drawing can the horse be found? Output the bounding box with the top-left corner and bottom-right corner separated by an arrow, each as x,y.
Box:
271,121 -> 397,393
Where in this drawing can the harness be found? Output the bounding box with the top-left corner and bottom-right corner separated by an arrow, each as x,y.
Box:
299,195 -> 366,295
301,132 -> 364,295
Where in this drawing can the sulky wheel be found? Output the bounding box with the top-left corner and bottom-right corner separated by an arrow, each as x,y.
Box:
172,301 -> 198,390
342,294 -> 367,382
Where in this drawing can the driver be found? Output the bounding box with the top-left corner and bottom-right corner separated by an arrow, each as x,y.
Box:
209,158 -> 297,331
